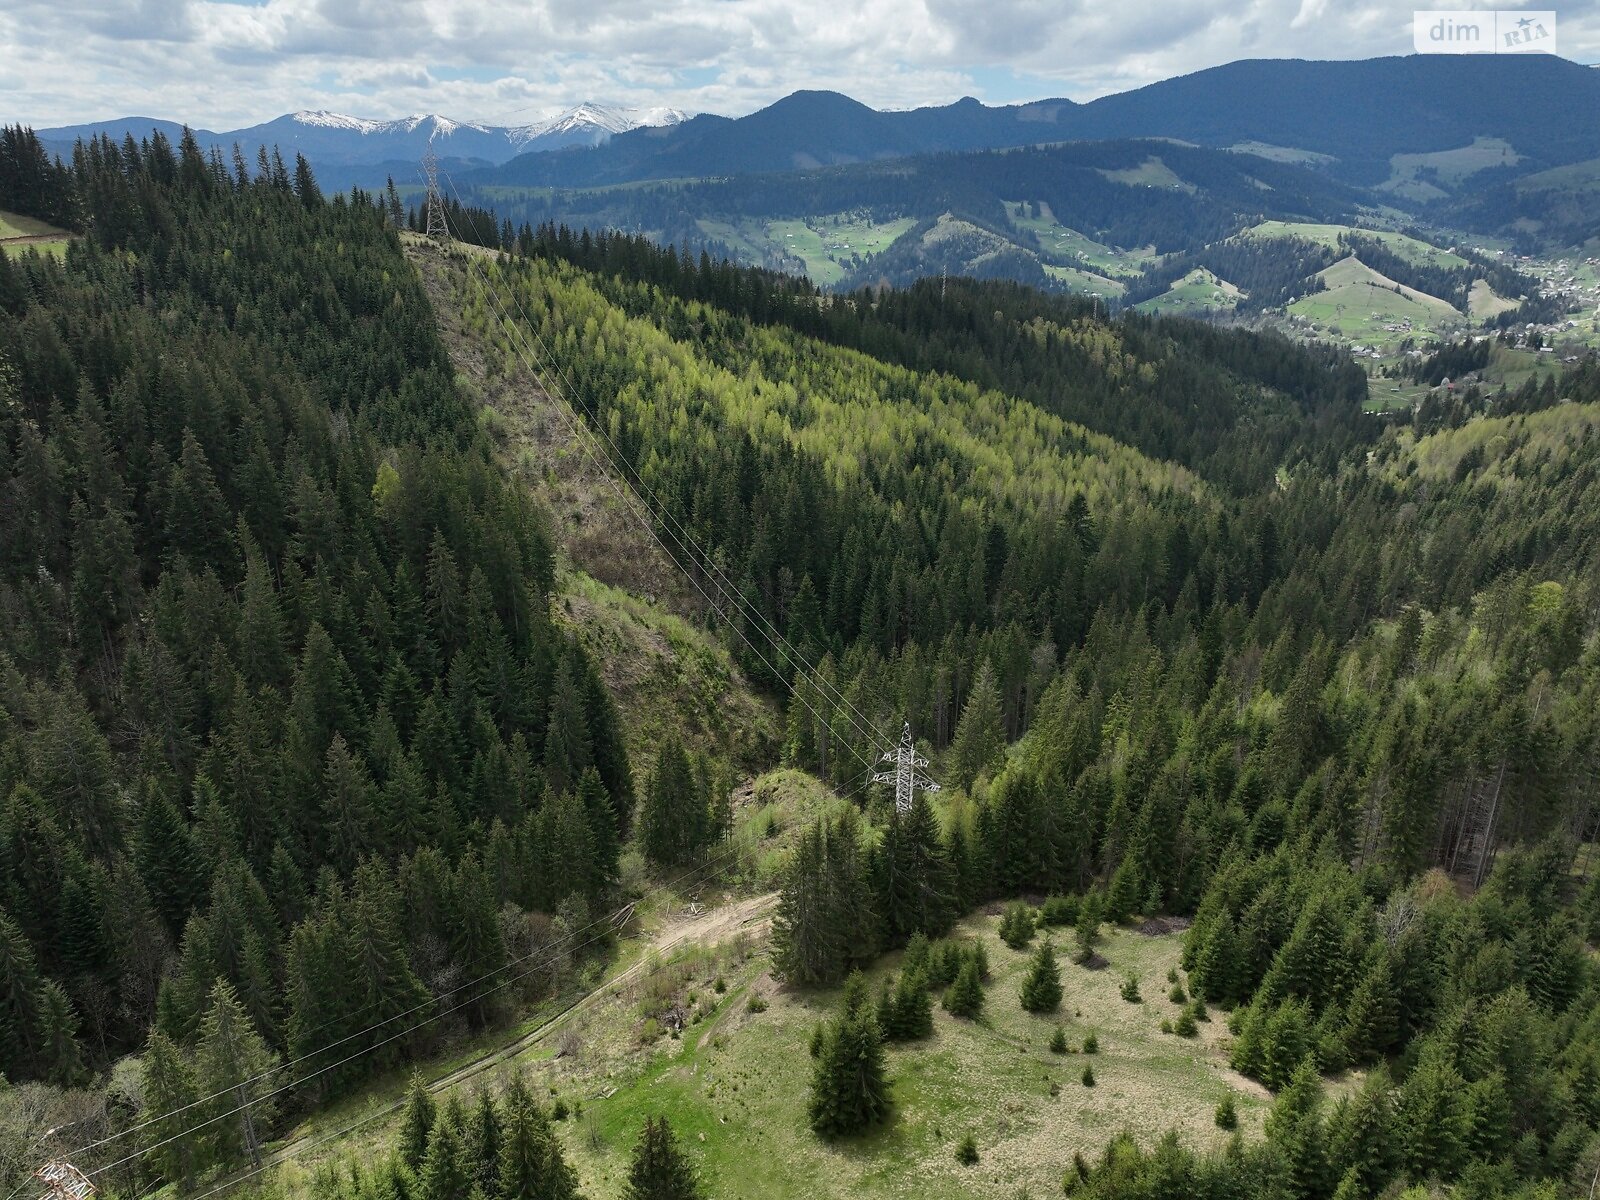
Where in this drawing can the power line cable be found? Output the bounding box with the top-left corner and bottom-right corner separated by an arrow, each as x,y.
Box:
432,180 -> 890,760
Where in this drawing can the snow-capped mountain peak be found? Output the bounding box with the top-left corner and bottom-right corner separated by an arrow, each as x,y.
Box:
507,102 -> 692,149
290,111 -> 490,140
396,114 -> 491,138
292,110 -> 383,134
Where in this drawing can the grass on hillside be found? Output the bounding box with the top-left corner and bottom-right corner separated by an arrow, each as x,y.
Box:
765,216 -> 916,286
552,913 -> 1270,1200
555,569 -> 781,769
1002,201 -> 1152,279
694,214 -> 915,287
1383,136 -> 1521,200
1287,257 -> 1467,354
1246,221 -> 1472,271
0,209 -> 71,258
1228,141 -> 1335,165
1096,156 -> 1194,194
1467,278 -> 1518,319
239,763 -> 1288,1200
1043,264 -> 1127,297
1134,267 -> 1243,317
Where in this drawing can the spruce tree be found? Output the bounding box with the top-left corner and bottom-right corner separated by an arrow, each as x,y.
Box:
623,1115 -> 702,1200
399,1072 -> 437,1171
638,735 -> 708,867
195,978 -> 277,1168
883,970 -> 933,1041
496,1077 -> 579,1200
141,1029 -> 203,1189
950,661 -> 1006,790
1396,1043 -> 1468,1182
543,657 -> 593,797
0,908 -> 46,1079
773,812 -> 877,985
1325,1066 -> 1398,1194
1264,1059 -> 1329,1199
942,957 -> 984,1020
1020,940 -> 1063,1014
37,981 -> 85,1086
808,1002 -> 891,1137
1074,892 -> 1103,964
421,1108 -> 474,1200
999,901 -> 1036,949
1340,954 -> 1398,1064
874,791 -> 956,945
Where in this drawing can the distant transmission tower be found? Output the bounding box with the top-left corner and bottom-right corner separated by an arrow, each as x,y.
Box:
872,722 -> 940,814
35,1161 -> 96,1199
422,147 -> 448,243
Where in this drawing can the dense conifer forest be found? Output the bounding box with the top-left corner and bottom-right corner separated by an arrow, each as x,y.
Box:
3,128 -> 1600,1199
0,132 -> 648,1192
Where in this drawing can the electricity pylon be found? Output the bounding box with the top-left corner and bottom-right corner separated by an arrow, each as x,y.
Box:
35,1161 -> 95,1199
872,722 -> 940,814
422,147 -> 448,243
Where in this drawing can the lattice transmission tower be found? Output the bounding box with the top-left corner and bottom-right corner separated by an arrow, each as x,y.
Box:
872,722 -> 940,814
34,1160 -> 95,1199
422,147 -> 449,242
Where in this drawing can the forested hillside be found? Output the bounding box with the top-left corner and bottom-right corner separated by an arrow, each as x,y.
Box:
448,225 -> 1600,1196
0,132 -> 650,1190
3,123 -> 1600,1200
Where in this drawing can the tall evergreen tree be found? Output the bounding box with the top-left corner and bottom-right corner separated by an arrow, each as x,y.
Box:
637,735 -> 708,867
194,978 -> 277,1168
949,661 -> 1006,790
808,999 -> 891,1137
399,1072 -> 438,1171
1020,940 -> 1063,1013
496,1076 -> 580,1200
622,1115 -> 702,1200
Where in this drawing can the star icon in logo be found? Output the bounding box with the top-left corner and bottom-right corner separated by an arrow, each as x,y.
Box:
1516,16 -> 1533,28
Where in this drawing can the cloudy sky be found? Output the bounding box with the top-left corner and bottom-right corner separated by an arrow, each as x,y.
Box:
3,0 -> 1597,129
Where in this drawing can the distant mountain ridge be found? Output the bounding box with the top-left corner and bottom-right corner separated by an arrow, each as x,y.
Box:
30,55 -> 1600,215
34,103 -> 693,171
472,55 -> 1600,190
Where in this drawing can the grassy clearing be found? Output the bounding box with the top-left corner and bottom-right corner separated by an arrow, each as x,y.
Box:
1096,156 -> 1194,193
209,761 -> 1277,1200
1043,264 -> 1127,297
1287,256 -> 1466,353
0,210 -> 65,239
1364,380 -> 1428,413
1229,141 -> 1335,165
1383,136 -> 1522,199
1476,344 -> 1564,392
253,768 -> 841,1194
0,209 -> 71,258
1002,202 -> 1152,279
1,238 -> 68,259
1468,278 -> 1518,319
1245,221 -> 1471,270
765,216 -> 915,286
1135,267 -> 1243,317
550,913 -> 1269,1200
730,769 -> 854,890
693,214 -> 916,287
